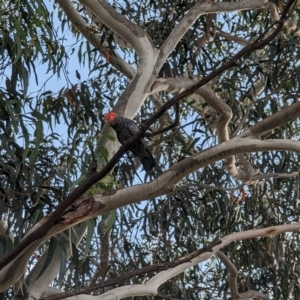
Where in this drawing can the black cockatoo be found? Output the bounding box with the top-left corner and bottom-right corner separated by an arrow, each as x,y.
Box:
104,111 -> 156,171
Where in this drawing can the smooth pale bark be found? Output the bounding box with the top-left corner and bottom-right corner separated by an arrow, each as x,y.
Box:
11,224 -> 88,300
79,0 -> 157,117
150,79 -> 300,182
76,0 -> 158,162
79,0 -> 153,57
160,0 -> 267,59
57,0 -> 135,79
266,2 -> 300,36
216,251 -> 270,300
76,222 -> 299,300
0,220 -> 14,243
151,77 -> 232,142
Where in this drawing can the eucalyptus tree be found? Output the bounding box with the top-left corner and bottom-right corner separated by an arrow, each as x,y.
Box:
0,0 -> 300,299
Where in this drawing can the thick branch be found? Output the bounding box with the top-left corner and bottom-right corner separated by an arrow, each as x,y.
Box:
19,224 -> 87,300
159,0 -> 267,61
57,0 -> 135,80
241,101 -> 300,137
216,251 -> 239,298
151,77 -> 232,142
79,0 -> 154,57
266,2 -> 300,36
216,251 -> 270,299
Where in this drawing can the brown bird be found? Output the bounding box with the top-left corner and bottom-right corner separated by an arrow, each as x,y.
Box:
104,111 -> 156,171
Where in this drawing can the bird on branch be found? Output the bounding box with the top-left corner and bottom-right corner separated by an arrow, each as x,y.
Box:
104,111 -> 156,172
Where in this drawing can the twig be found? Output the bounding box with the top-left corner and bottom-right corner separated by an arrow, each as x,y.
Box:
145,102 -> 180,137
188,183 -> 244,192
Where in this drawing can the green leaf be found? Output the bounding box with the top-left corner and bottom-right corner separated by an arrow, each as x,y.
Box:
13,20 -> 22,63
20,65 -> 29,97
36,237 -> 57,280
83,219 -> 95,260
31,111 -> 49,122
20,118 -> 30,161
75,69 -> 81,80
104,210 -> 117,234
29,120 -> 43,163
0,237 -> 7,260
96,145 -> 109,162
70,173 -> 87,190
37,186 -> 62,197
103,134 -> 116,141
70,242 -> 79,266
57,241 -> 67,286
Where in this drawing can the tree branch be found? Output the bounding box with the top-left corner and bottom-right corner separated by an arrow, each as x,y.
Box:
79,0 -> 154,57
57,0 -> 136,80
98,222 -> 300,300
216,251 -> 239,298
42,239 -> 221,300
216,251 -> 271,300
14,224 -> 88,298
145,102 -> 180,138
159,0 -> 267,61
241,100 -> 300,137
